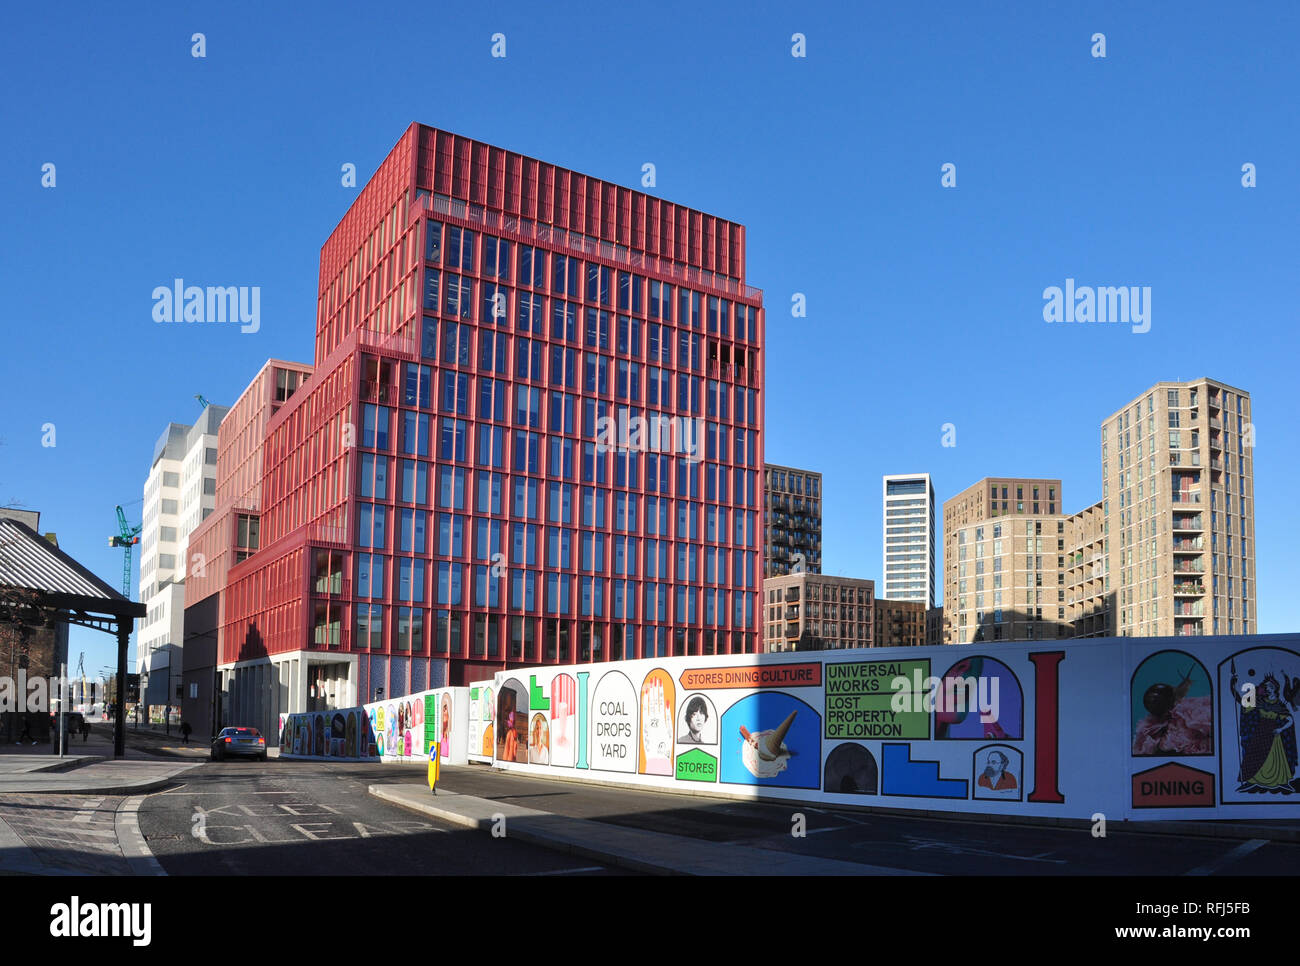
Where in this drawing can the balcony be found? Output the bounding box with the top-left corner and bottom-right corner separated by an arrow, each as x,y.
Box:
357,328 -> 419,359
1170,491 -> 1202,504
311,625 -> 347,649
313,578 -> 351,598
1173,581 -> 1204,596
309,523 -> 349,546
1172,538 -> 1204,552
1172,514 -> 1203,531
359,381 -> 399,405
706,361 -> 738,382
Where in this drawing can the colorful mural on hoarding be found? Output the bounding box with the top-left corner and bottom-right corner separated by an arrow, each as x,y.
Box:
279,687 -> 469,764
1217,646 -> 1300,801
279,708 -> 377,760
486,634 -> 1300,820
467,679 -> 495,763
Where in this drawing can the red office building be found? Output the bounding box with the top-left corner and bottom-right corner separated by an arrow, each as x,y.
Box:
216,124 -> 764,730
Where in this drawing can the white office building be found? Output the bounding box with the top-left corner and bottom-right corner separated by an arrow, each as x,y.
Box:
882,473 -> 936,607
137,404 -> 227,713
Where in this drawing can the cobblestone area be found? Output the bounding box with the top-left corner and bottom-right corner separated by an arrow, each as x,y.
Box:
0,794 -> 135,875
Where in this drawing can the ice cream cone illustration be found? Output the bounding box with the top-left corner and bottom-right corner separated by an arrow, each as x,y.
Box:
763,711 -> 797,759
740,711 -> 798,777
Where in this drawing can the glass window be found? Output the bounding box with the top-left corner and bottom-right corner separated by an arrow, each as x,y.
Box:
425,221 -> 443,262
396,558 -> 425,602
398,508 -> 427,553
421,315 -> 438,361
402,411 -> 430,457
518,245 -> 545,288
446,225 -> 475,270
355,604 -> 382,649
358,453 -> 388,499
363,404 -> 390,450
357,503 -> 386,549
482,237 -> 511,280
399,459 -> 427,503
476,471 -> 504,515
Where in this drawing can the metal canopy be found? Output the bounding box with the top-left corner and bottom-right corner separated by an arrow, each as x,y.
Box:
0,517 -> 145,757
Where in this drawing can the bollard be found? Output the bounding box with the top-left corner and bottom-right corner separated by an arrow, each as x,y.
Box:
428,741 -> 440,795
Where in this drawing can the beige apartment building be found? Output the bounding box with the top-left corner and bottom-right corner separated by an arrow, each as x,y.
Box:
763,573 -> 873,652
944,512 -> 1072,643
925,607 -> 944,647
940,378 -> 1255,644
1102,379 -> 1254,638
1064,500 -> 1109,637
874,598 -> 926,647
942,478 -> 1062,644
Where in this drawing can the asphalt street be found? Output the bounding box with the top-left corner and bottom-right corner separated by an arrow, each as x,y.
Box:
9,723 -> 1298,877
425,764 -> 1300,876
137,759 -> 616,875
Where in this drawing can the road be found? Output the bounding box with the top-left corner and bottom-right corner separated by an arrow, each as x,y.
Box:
427,765 -> 1300,876
21,743 -> 1296,877
137,759 -> 615,875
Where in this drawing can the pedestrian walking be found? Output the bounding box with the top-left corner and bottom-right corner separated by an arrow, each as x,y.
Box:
180,721 -> 192,744
17,713 -> 35,745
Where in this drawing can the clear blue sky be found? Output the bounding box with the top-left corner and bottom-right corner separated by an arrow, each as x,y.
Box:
1,1 -> 1296,678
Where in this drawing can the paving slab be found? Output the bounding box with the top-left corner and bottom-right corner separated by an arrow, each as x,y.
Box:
0,760 -> 200,795
0,794 -> 164,876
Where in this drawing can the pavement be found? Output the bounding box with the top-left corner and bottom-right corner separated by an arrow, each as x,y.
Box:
0,720 -> 213,794
0,722 -> 206,875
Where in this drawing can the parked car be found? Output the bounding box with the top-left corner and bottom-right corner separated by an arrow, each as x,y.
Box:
211,726 -> 267,761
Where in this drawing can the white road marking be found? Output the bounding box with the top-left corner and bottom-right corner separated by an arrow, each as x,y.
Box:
160,787 -> 295,795
1184,838 -> 1269,876
826,811 -> 873,826
529,866 -> 604,875
117,796 -> 166,876
853,835 -> 1068,863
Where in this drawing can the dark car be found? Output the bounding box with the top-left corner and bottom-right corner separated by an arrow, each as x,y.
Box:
211,726 -> 267,761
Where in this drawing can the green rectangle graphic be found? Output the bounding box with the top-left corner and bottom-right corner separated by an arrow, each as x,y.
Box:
824,659 -> 930,739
